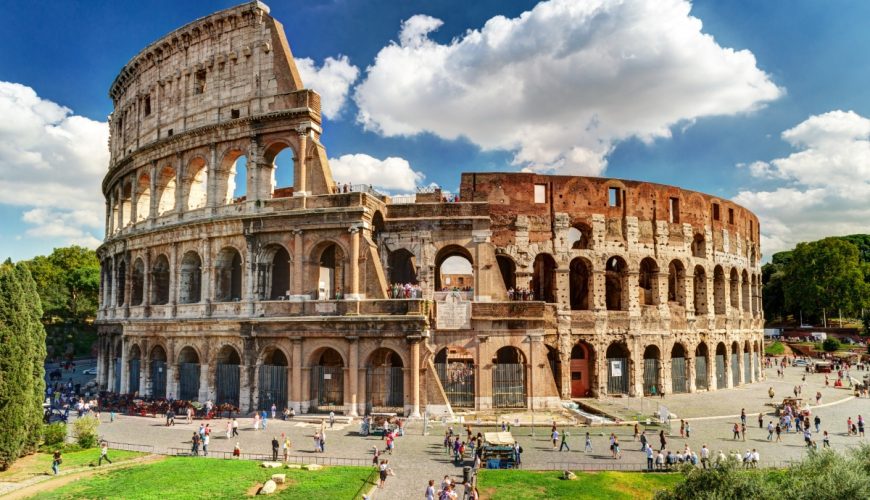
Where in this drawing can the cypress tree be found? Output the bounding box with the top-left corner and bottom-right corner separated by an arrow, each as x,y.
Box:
15,263 -> 46,453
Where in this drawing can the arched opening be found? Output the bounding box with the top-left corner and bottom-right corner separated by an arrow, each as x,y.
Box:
667,260 -> 686,306
150,254 -> 170,305
731,342 -> 740,387
215,345 -> 241,407
741,270 -> 750,313
531,253 -> 557,303
259,348 -> 288,411
267,144 -> 295,198
570,342 -> 594,397
310,348 -> 344,413
128,344 -> 141,395
179,251 -> 202,304
567,223 -> 592,250
388,249 -> 417,287
751,275 -> 759,317
546,345 -> 561,396
257,245 -> 291,300
606,343 -> 630,395
220,149 -> 248,204
713,266 -> 726,315
131,258 -> 144,306
496,255 -> 516,293
638,257 -> 659,306
691,234 -> 706,258
605,256 -> 628,311
149,345 -> 168,399
316,243 -> 345,299
694,342 -> 709,390
743,341 -> 752,384
642,345 -> 662,396
729,268 -> 740,310
435,246 -> 473,292
178,346 -> 201,401
370,211 -> 385,245
115,260 -> 126,307
215,247 -> 243,302
366,348 -> 405,414
715,342 -> 726,389
156,166 -> 176,216
102,262 -> 112,306
186,157 -> 208,210
119,181 -> 132,228
492,346 -> 527,408
693,266 -> 708,315
136,173 -> 151,222
670,343 -> 688,394
112,340 -> 122,393
569,258 -> 591,310
434,346 -> 474,408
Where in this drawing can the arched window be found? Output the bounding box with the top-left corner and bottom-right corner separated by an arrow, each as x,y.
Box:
267,143 -> 295,198
569,258 -> 591,310
119,181 -> 132,227
388,249 -> 417,285
258,245 -> 291,300
215,247 -> 242,302
150,255 -> 170,305
186,157 -> 208,210
638,257 -> 658,306
671,343 -> 687,394
667,260 -> 686,306
605,256 -> 627,311
729,268 -> 740,309
115,260 -> 126,306
435,246 -> 473,292
531,253 -> 557,303
713,266 -> 726,314
220,149 -> 248,204
131,258 -> 144,306
128,345 -> 141,395
156,166 -> 176,215
149,345 -> 167,399
136,173 -> 151,222
570,342 -> 594,398
715,342 -> 727,389
496,254 -> 516,293
695,342 -> 709,390
434,347 -> 475,408
691,234 -> 706,258
741,270 -> 751,313
316,243 -> 345,299
179,251 -> 202,304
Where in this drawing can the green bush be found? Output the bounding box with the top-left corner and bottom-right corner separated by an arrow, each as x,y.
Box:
765,341 -> 785,355
43,422 -> 67,447
822,338 -> 841,352
72,416 -> 99,449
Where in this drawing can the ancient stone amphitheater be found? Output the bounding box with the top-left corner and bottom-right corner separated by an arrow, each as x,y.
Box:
96,1 -> 765,416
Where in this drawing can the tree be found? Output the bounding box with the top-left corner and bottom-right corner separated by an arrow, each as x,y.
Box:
783,238 -> 869,322
822,338 -> 841,352
23,246 -> 100,323
0,263 -> 46,470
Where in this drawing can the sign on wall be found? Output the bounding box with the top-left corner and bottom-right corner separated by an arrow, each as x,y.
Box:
610,360 -> 622,377
436,291 -> 472,330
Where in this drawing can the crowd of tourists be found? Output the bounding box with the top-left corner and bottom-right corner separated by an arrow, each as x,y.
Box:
389,282 -> 423,299
506,288 -> 536,301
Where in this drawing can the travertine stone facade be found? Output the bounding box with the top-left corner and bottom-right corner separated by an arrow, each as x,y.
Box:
96,2 -> 764,416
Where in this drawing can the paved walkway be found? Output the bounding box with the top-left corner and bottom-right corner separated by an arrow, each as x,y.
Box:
57,362 -> 870,499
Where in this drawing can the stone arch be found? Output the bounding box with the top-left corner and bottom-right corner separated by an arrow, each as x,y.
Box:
570,341 -> 595,397
215,246 -> 243,302
263,140 -> 297,196
119,180 -> 133,228
729,268 -> 740,310
149,344 -> 168,399
258,243 -> 291,300
310,240 -> 346,299
496,254 -> 516,293
605,342 -> 630,394
215,344 -> 241,407
115,259 -> 127,306
435,244 -> 473,291
693,265 -> 708,315
185,156 -> 208,210
492,346 -> 527,408
131,257 -> 144,306
715,342 -> 727,389
177,345 -> 201,401
309,346 -> 345,412
713,265 -> 726,314
692,233 -> 706,258
366,347 -> 405,410
741,270 -> 751,313
434,346 -> 475,408
568,222 -> 592,250
179,251 -> 202,304
135,172 -> 151,222
150,254 -> 170,305
730,341 -> 740,386
694,341 -> 709,390
605,256 -> 628,311
258,345 -> 289,411
531,253 -> 557,303
670,342 -> 688,394
569,257 -> 592,310
638,257 -> 659,306
667,259 -> 686,306
156,165 -> 176,215
388,248 -> 417,286
642,345 -> 662,396
219,148 -> 248,204
128,343 -> 142,395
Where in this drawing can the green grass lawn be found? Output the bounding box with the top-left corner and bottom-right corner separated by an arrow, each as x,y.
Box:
477,470 -> 682,500
765,341 -> 785,355
31,457 -> 375,499
0,449 -> 144,483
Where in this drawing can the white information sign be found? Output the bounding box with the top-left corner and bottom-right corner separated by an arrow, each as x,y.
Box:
436,292 -> 471,330
611,360 -> 622,377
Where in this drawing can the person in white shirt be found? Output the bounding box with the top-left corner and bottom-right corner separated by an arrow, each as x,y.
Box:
425,479 -> 436,500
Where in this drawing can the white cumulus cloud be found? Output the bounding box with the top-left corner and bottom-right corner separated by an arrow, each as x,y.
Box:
734,110 -> 870,256
0,81 -> 107,248
296,55 -> 360,119
328,154 -> 424,192
354,0 -> 782,175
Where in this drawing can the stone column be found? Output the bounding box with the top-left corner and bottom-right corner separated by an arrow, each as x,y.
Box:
347,337 -> 359,417
409,336 -> 422,418
707,350 -> 716,391
686,350 -> 696,393
683,270 -> 695,317
655,271 -> 669,312
105,200 -> 112,239
149,162 -> 158,223
592,270 -> 607,311
207,144 -> 218,211
737,346 -> 745,386
106,338 -> 116,391
348,226 -> 361,300
292,230 -> 304,297
244,237 -> 256,315
130,173 -> 139,225
169,243 -> 178,315
143,251 -> 152,308
294,131 -> 308,196
725,345 -> 734,389
116,186 -> 125,232
174,153 -> 184,218
120,337 -> 128,393
626,271 -> 640,315
291,338 -> 302,413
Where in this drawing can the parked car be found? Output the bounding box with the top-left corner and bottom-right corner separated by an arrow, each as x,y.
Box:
82,367 -> 97,375
793,359 -> 809,367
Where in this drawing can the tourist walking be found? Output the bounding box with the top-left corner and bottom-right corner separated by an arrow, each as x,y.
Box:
551,428 -> 559,450
823,431 -> 830,448
659,430 -> 667,451
425,479 -> 436,500
646,445 -> 654,470
283,435 -> 291,462
775,423 -> 782,442
585,432 -> 593,453
814,415 -> 821,433
98,441 -> 112,466
226,421 -> 232,440
700,445 -> 709,469
191,432 -> 200,456
271,436 -> 279,461
559,430 -> 570,451
329,410 -> 335,428
732,423 -> 740,440
271,403 -> 277,419
640,431 -> 648,451
232,418 -> 239,437
378,459 -> 392,489
685,421 -> 691,438
51,449 -> 62,475
203,433 -> 209,456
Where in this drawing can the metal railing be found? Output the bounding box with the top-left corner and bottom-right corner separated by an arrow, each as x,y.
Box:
105,441 -> 155,453
544,460 -> 796,471
166,447 -> 369,466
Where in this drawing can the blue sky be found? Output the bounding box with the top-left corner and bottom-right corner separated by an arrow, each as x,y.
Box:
1,0 -> 869,262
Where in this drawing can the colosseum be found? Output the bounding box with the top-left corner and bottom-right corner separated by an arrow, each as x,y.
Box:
96,1 -> 765,417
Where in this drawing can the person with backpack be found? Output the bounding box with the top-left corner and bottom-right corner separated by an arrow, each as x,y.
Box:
51,449 -> 62,475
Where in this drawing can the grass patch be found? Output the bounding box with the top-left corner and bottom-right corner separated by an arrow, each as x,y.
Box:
30,457 -> 375,499
0,449 -> 144,483
765,341 -> 785,355
477,470 -> 682,500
